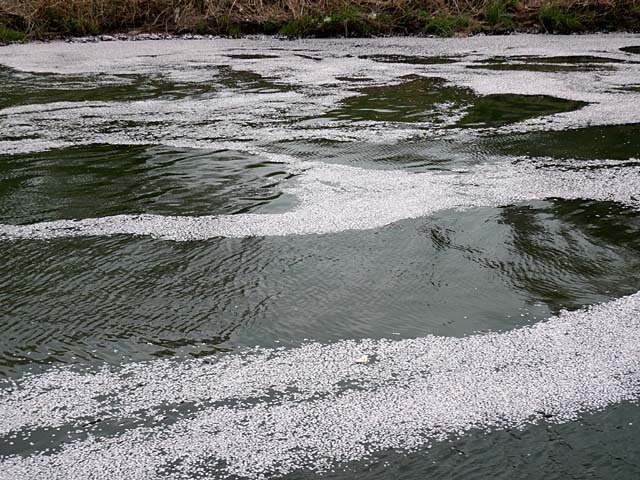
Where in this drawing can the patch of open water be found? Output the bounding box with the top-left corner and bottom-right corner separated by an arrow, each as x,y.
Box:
1,34 -> 640,479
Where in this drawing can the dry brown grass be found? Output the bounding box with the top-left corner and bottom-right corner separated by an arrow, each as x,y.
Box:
0,0 -> 639,37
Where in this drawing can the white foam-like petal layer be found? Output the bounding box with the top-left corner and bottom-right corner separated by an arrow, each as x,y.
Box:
1,159 -> 638,240
1,34 -> 640,479
1,292 -> 640,478
1,34 -> 640,156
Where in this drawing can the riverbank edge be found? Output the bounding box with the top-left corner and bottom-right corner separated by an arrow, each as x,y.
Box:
1,1 -> 639,44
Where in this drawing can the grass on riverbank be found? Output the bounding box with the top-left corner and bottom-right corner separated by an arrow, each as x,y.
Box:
1,0 -> 639,42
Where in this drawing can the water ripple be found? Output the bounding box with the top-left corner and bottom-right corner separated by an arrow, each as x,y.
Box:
1,292 -> 639,478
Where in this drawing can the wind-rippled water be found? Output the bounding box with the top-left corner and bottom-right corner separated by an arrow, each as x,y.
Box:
1,34 -> 640,479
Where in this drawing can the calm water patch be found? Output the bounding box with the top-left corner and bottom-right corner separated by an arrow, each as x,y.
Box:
478,123 -> 640,160
328,77 -> 586,127
621,46 -> 640,54
0,144 -> 292,224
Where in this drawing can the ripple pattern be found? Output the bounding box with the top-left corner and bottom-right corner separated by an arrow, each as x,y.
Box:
0,159 -> 638,240
1,293 -> 640,478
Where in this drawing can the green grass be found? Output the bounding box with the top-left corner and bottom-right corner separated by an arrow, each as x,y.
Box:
279,15 -> 319,38
1,0 -> 639,40
0,24 -> 26,43
279,7 -> 380,38
483,0 -> 517,31
539,4 -> 582,33
329,7 -> 378,36
424,14 -> 472,36
66,19 -> 100,36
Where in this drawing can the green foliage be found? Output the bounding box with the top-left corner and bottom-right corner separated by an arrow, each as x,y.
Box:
193,19 -> 210,35
279,7 -> 378,38
226,23 -> 242,37
201,17 -> 245,37
67,19 -> 100,36
326,7 -> 376,37
0,24 -> 26,43
539,4 -> 582,33
331,6 -> 361,23
261,20 -> 282,35
279,15 -> 318,38
1,0 -> 638,40
424,14 -> 471,37
484,0 -> 517,31
35,6 -> 100,36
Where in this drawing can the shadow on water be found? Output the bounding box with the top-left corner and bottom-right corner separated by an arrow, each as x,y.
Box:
327,76 -> 585,127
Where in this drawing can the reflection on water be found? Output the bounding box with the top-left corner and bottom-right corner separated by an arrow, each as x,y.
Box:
456,94 -> 586,128
0,56 -> 638,374
269,138 -> 466,170
328,77 -> 585,127
0,144 -> 291,224
510,55 -> 628,63
480,123 -> 640,160
327,77 -> 471,123
496,199 -> 640,311
0,67 -> 211,108
1,197 -> 639,376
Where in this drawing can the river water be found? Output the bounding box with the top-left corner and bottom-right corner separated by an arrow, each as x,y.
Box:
1,34 -> 640,479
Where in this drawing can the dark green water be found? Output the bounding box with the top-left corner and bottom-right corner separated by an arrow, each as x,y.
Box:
328,76 -> 585,125
1,40 -> 640,479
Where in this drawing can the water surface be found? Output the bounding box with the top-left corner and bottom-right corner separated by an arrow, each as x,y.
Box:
1,34 -> 640,479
